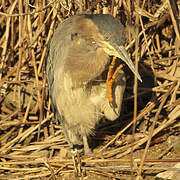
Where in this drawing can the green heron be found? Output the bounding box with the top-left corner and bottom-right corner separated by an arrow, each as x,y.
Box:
46,14 -> 141,154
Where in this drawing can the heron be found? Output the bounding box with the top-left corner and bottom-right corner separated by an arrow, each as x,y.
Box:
46,14 -> 141,154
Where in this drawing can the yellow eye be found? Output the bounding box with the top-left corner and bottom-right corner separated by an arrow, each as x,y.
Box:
104,33 -> 110,40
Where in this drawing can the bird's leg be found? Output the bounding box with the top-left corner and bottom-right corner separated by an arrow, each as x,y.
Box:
82,135 -> 92,155
107,57 -> 124,103
71,148 -> 83,176
111,64 -> 123,82
107,56 -> 118,103
107,56 -> 116,103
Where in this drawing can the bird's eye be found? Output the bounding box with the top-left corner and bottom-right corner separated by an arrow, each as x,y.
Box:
71,32 -> 78,40
104,33 -> 110,41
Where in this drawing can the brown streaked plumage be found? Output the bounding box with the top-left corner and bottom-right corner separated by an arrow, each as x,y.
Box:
46,14 -> 141,154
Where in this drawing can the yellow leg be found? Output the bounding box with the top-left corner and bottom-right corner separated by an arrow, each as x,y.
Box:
107,57 -> 123,103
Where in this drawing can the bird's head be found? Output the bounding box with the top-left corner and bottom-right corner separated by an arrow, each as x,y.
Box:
74,14 -> 142,82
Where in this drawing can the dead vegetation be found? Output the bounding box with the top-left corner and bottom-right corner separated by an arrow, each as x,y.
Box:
0,0 -> 180,179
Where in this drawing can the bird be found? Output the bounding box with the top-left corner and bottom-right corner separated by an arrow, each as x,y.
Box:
46,14 -> 142,154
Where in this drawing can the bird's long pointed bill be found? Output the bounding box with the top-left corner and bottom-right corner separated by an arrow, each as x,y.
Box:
116,46 -> 142,82
103,43 -> 142,82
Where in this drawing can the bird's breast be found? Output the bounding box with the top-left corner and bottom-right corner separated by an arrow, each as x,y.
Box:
64,45 -> 110,86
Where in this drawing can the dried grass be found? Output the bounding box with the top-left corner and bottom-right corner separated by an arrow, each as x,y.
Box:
0,0 -> 180,179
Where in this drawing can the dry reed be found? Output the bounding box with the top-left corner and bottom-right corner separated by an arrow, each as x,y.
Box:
0,0 -> 180,179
